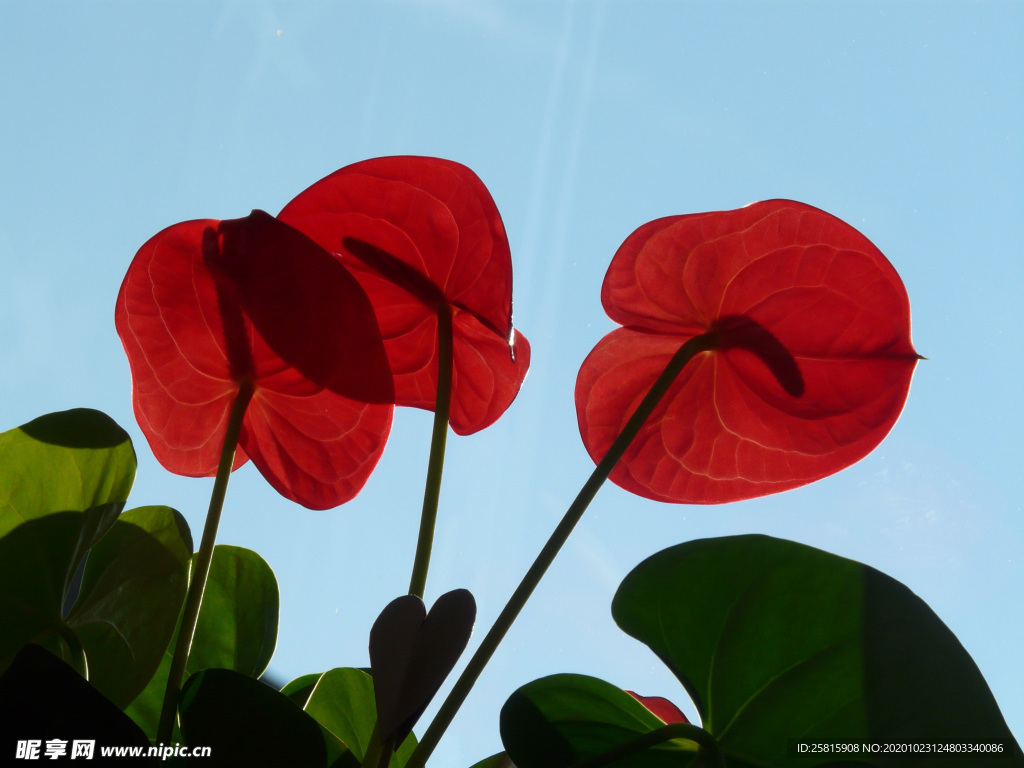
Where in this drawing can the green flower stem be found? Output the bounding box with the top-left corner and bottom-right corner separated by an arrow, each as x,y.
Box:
408,304 -> 453,600
405,332 -> 718,768
156,381 -> 254,744
569,723 -> 723,768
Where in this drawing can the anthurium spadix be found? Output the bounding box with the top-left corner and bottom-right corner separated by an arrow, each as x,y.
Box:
116,210 -> 394,510
576,200 -> 920,504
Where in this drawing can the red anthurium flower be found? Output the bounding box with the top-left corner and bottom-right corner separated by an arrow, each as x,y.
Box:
278,156 -> 530,435
116,209 -> 394,510
576,200 -> 919,504
626,690 -> 690,724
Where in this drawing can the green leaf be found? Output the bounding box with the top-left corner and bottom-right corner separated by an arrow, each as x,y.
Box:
186,544 -> 279,675
0,409 -> 138,662
284,672 -> 325,709
125,545 -> 279,737
304,667 -> 418,766
178,668 -> 331,768
0,506 -> 191,709
0,513 -> 87,672
0,408 -> 135,538
612,534 -> 1024,767
67,505 -> 192,708
500,673 -> 700,768
283,670 -> 363,764
0,409 -> 146,682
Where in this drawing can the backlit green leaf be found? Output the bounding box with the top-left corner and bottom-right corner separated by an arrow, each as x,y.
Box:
612,534 -> 1024,767
304,667 -> 418,767
0,408 -> 135,539
283,672 -> 324,709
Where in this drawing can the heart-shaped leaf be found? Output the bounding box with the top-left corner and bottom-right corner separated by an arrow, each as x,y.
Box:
369,589 -> 476,745
500,674 -> 701,768
303,667 -> 417,766
178,668 -> 335,768
612,535 -> 1023,766
125,545 -> 278,736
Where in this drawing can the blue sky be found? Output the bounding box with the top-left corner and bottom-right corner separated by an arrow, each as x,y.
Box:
1,1 -> 1021,764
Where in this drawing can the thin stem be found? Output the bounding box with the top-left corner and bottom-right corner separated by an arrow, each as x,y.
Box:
408,304 -> 453,599
405,333 -> 717,768
569,722 -> 723,768
156,381 -> 254,744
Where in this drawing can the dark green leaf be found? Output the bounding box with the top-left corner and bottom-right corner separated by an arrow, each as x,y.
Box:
0,513 -> 86,673
178,668 -> 329,768
304,667 -> 417,766
0,644 -> 155,765
0,505 -> 191,710
500,673 -> 700,768
369,589 -> 475,746
613,534 -> 1024,767
67,505 -> 191,708
125,545 -> 278,736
